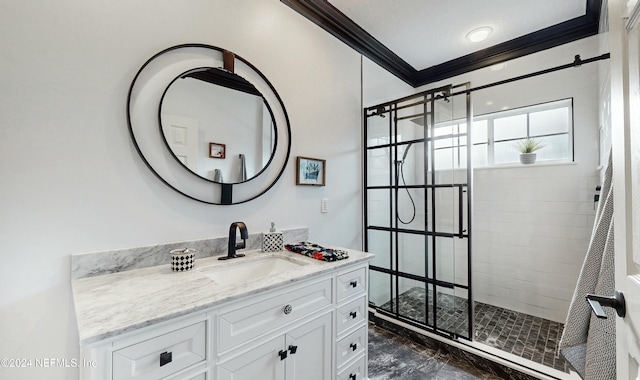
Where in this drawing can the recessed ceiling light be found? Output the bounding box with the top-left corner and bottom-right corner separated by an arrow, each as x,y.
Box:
465,26 -> 493,42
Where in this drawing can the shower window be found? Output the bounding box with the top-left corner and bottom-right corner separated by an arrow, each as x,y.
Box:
472,98 -> 573,167
433,122 -> 467,171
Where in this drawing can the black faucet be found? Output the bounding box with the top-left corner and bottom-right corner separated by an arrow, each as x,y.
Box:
219,222 -> 248,260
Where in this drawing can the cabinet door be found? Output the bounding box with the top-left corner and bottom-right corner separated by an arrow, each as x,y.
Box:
218,335 -> 285,380
285,313 -> 332,380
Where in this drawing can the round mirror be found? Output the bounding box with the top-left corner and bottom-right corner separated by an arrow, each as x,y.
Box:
159,67 -> 277,184
127,44 -> 291,205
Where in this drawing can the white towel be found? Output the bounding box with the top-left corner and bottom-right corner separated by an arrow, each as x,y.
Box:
559,152 -> 616,379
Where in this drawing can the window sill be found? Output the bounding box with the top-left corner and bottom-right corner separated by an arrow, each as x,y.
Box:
473,160 -> 577,171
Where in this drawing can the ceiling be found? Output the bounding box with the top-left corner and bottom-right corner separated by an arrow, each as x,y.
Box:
280,0 -> 602,87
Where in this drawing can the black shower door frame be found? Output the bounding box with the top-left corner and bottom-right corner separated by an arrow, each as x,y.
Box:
364,83 -> 473,341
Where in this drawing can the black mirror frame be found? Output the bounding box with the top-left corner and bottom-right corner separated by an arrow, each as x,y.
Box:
126,44 -> 291,205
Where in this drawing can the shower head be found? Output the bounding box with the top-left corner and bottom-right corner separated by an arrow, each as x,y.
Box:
368,105 -> 387,118
437,91 -> 450,103
434,86 -> 451,103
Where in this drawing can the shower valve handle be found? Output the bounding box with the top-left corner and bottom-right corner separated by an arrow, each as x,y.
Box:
586,291 -> 626,318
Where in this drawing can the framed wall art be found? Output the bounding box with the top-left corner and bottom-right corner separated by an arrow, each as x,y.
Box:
296,156 -> 325,186
209,142 -> 226,158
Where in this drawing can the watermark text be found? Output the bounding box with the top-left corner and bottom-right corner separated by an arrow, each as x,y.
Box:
1,358 -> 97,368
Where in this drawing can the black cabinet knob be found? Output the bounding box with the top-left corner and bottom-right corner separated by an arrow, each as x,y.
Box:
349,373 -> 357,380
350,343 -> 357,351
349,311 -> 357,319
288,345 -> 298,354
159,351 -> 172,367
278,350 -> 288,360
349,280 -> 358,288
283,304 -> 292,315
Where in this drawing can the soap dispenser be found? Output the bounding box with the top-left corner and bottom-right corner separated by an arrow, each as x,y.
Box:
262,222 -> 283,252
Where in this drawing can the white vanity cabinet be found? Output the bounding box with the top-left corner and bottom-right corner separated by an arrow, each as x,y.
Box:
217,312 -> 332,380
216,276 -> 333,380
76,257 -> 370,380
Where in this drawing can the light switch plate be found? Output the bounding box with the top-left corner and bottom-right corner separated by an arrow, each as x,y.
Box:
321,198 -> 329,213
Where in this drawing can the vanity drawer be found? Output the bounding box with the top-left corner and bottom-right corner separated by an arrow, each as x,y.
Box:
112,321 -> 206,380
218,277 -> 332,353
336,326 -> 367,369
336,267 -> 366,303
162,363 -> 207,380
336,296 -> 367,336
336,354 -> 366,380
166,372 -> 206,380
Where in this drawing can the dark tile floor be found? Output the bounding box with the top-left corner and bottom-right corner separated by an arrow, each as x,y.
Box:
368,324 -> 506,379
474,302 -> 567,372
379,287 -> 568,372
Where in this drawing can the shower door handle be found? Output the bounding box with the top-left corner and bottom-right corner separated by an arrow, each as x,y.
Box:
458,186 -> 465,238
586,291 -> 626,318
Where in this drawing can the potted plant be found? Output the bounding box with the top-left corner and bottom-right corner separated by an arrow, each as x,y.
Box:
516,138 -> 545,164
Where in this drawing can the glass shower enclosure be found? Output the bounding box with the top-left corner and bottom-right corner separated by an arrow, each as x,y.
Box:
365,83 -> 472,340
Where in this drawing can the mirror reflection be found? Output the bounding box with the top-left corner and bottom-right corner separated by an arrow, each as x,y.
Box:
160,67 -> 276,184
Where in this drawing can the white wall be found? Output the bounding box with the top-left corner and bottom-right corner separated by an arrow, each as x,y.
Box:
362,56 -> 414,107
363,35 -> 605,322
0,1 -> 362,379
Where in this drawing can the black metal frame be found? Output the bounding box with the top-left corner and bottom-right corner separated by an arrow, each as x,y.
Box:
365,83 -> 473,340
126,43 -> 292,205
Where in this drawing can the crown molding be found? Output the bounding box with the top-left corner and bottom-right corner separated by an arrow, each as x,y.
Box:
281,0 -> 602,87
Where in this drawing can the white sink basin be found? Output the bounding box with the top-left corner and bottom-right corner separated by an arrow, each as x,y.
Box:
198,255 -> 308,285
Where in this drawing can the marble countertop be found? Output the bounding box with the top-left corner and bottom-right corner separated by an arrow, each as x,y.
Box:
72,248 -> 373,345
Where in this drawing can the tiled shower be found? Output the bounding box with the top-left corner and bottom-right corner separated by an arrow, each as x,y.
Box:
365,76 -> 599,374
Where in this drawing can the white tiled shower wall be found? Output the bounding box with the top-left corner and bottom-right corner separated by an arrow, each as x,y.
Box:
473,164 -> 598,322
468,35 -> 603,323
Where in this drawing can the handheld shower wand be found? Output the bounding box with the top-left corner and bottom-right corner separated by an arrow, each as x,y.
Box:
396,143 -> 416,225
401,142 -> 412,162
